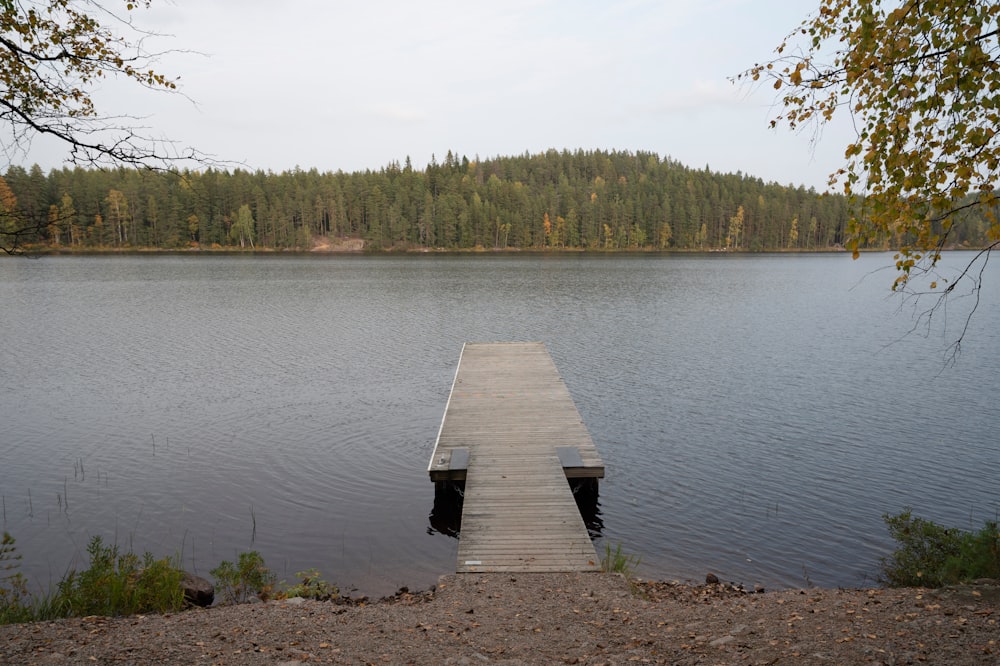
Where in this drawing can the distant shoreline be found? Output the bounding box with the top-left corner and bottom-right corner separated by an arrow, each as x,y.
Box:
7,243 -> 861,257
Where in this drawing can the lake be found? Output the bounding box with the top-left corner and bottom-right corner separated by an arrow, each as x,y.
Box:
1,253 -> 997,597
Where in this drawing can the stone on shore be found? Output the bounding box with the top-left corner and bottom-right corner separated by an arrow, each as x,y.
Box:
181,572 -> 214,607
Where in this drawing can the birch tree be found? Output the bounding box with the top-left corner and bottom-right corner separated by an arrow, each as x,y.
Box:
739,0 -> 1000,349
1,0 -> 205,252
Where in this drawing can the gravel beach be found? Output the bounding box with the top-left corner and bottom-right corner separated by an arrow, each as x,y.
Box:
2,573 -> 997,664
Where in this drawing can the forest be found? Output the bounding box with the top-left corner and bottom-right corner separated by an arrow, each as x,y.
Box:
0,149 -> 993,253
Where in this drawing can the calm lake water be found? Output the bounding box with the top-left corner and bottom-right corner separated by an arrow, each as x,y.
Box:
1,253 -> 998,597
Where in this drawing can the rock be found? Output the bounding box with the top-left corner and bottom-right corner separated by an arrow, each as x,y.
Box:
180,572 -> 214,607
705,573 -> 720,585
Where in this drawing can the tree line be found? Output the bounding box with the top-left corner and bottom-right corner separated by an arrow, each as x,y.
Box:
0,149 -> 993,253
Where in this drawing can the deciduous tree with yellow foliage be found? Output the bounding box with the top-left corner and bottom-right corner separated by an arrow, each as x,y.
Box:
0,0 -> 188,166
1,0 -> 206,252
740,0 -> 999,346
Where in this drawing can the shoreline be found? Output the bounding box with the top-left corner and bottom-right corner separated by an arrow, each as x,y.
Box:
8,244 -> 852,257
7,242 -> 982,258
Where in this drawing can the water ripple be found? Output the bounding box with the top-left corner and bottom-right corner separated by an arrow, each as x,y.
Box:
1,254 -> 997,596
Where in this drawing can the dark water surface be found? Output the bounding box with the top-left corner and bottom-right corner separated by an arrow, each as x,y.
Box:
2,253 -> 997,597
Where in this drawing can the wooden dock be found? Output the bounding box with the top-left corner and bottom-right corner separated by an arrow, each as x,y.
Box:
427,342 -> 604,573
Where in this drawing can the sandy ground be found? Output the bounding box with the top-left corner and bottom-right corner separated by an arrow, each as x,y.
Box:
2,573 -> 997,665
310,238 -> 364,252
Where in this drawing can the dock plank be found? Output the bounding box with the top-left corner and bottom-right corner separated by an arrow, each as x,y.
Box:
428,342 -> 602,573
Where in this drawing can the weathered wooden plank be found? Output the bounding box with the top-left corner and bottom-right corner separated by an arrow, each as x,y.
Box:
427,342 -> 602,573
449,447 -> 470,471
427,341 -> 604,483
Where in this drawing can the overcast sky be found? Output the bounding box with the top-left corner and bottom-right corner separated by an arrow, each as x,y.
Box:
17,0 -> 853,191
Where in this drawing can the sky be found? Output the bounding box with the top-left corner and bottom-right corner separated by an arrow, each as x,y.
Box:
12,0 -> 855,191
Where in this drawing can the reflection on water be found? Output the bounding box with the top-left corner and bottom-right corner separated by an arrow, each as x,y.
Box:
428,482 -> 464,538
571,479 -> 604,539
426,479 -> 604,541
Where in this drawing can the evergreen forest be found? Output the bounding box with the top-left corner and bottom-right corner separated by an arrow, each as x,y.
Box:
0,149 -> 993,253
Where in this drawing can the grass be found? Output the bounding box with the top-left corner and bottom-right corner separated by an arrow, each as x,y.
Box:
2,530 -> 346,626
600,541 -> 641,577
2,532 -> 186,624
55,536 -> 186,616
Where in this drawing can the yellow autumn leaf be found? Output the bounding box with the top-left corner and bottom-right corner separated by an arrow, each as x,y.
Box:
738,0 -> 1000,302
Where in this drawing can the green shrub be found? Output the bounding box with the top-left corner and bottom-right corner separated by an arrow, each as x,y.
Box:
210,551 -> 276,604
4,534 -> 344,624
3,533 -> 185,624
55,536 -> 185,616
880,510 -> 1000,588
2,533 -> 67,624
1,532 -> 34,624
600,541 -> 641,577
282,568 -> 338,601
